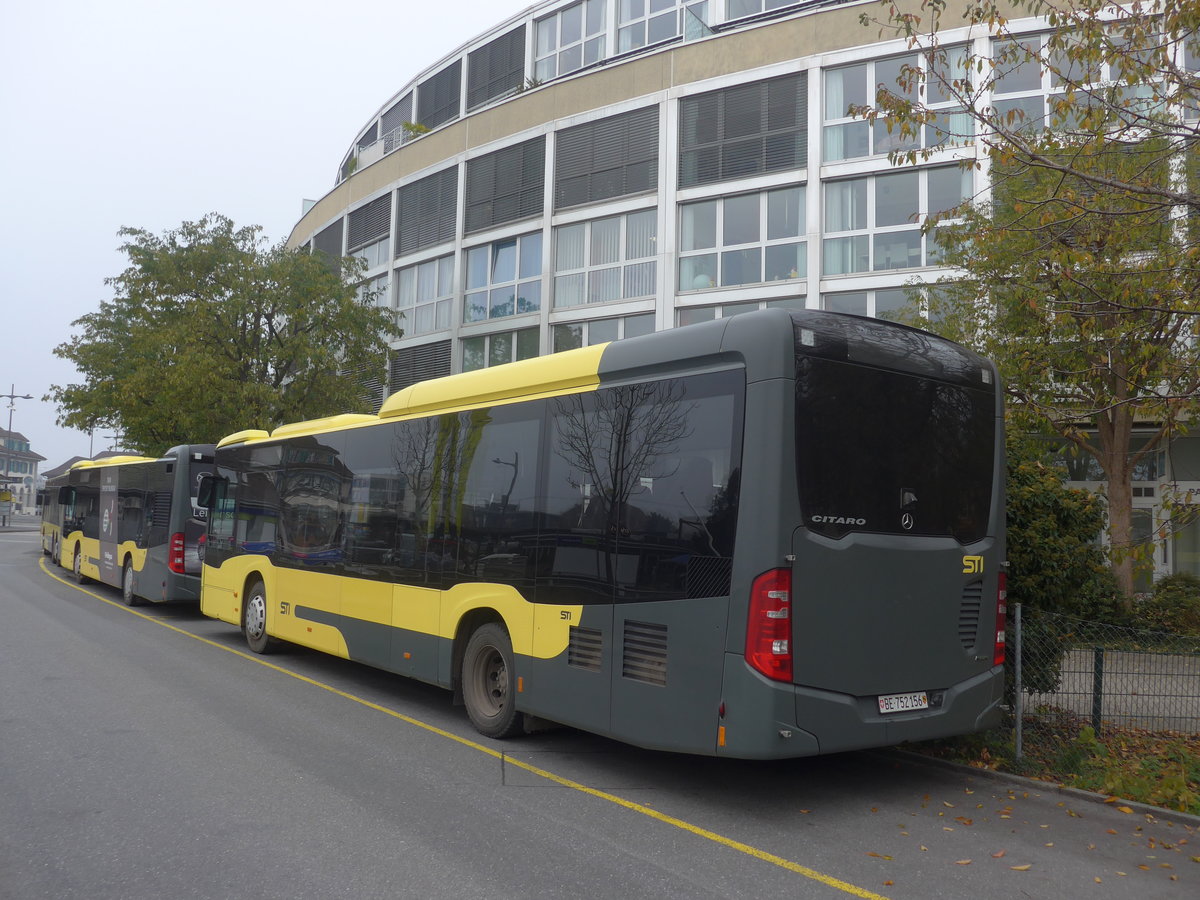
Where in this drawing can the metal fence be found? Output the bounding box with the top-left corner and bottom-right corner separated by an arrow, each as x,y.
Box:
1012,604 -> 1200,756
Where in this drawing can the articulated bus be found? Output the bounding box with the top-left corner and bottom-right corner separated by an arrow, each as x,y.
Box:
199,309 -> 1005,758
45,445 -> 215,605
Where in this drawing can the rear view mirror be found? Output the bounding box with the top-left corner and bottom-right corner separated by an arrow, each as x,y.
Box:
197,473 -> 219,509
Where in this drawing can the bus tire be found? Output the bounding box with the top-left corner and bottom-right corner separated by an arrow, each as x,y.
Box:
243,579 -> 275,654
73,548 -> 88,585
121,559 -> 143,607
462,623 -> 523,739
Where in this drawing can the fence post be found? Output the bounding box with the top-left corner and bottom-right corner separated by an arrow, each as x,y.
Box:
1014,603 -> 1023,761
1091,646 -> 1105,735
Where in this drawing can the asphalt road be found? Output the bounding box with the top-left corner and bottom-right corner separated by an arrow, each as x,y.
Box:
1,528 -> 1196,899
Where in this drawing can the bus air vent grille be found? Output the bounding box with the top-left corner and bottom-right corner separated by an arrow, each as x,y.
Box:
959,581 -> 983,649
622,620 -> 668,686
568,626 -> 603,671
151,492 -> 172,527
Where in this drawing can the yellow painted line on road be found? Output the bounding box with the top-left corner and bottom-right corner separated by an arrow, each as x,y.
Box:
39,556 -> 889,900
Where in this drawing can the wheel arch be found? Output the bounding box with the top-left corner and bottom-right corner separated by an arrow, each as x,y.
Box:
450,607 -> 507,704
240,570 -> 269,618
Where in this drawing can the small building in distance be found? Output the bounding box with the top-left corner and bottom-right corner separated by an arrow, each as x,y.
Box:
1,428 -> 46,512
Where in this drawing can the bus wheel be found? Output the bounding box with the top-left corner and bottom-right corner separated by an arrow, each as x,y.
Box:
462,623 -> 523,739
243,580 -> 275,654
72,549 -> 88,585
121,560 -> 143,607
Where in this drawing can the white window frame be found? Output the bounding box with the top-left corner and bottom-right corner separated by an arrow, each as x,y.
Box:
461,328 -> 540,370
553,210 -> 657,309
397,253 -> 455,335
678,185 -> 807,291
535,0 -> 608,82
463,232 -> 544,324
617,0 -> 707,54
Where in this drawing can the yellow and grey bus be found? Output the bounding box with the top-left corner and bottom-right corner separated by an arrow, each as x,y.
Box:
45,446 -> 215,605
199,309 -> 1006,758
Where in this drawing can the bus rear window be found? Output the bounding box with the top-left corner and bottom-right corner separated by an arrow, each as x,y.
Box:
795,356 -> 995,543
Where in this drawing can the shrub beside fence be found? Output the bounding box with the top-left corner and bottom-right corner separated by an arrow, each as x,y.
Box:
1012,604 -> 1200,758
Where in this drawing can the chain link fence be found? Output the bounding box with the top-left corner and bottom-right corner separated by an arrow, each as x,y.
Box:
1011,604 -> 1200,756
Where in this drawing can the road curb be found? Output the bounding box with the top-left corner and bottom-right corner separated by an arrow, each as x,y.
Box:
880,748 -> 1200,828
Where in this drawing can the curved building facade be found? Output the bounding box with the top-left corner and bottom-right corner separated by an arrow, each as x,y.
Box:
288,0 -> 993,383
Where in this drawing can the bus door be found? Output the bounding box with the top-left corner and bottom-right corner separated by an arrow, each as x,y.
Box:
273,439 -> 348,654
537,393 -> 618,736
602,373 -> 742,754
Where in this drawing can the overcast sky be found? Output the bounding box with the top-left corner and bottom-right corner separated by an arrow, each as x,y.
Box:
1,0 -> 531,471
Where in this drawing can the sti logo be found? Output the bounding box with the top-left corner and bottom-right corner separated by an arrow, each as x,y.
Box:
962,556 -> 984,575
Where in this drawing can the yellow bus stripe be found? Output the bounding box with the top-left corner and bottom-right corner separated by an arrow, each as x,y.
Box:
39,557 -> 890,900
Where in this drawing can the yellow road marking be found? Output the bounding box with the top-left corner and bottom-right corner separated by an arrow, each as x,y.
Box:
39,557 -> 890,900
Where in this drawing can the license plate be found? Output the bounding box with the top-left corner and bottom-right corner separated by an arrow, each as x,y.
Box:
878,691 -> 929,714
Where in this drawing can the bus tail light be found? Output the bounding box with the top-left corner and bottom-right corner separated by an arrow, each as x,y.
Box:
993,572 -> 1007,666
746,568 -> 792,682
168,532 -> 186,574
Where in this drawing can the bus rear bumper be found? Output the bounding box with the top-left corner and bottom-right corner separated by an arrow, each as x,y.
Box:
792,666 -> 1004,756
718,655 -> 1003,759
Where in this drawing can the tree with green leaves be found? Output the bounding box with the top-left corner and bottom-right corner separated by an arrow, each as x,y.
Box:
856,0 -> 1200,596
51,214 -> 402,457
1006,435 -> 1119,620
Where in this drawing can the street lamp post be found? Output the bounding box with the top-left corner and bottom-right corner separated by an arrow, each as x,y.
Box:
2,384 -> 33,526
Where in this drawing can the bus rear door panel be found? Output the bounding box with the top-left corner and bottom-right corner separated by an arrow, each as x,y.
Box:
608,596 -> 729,754
563,369 -> 744,753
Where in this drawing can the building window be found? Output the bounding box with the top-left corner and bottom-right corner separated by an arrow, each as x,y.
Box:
416,60 -> 462,131
726,0 -> 798,19
464,137 -> 546,235
356,123 -> 378,153
464,233 -> 543,323
552,312 -> 656,351
380,93 -> 414,153
555,106 -> 659,209
351,238 -> 389,269
679,186 -> 805,290
824,50 -> 973,162
676,295 -> 804,326
553,210 -> 657,307
390,341 -> 452,392
467,27 -> 526,111
679,71 -> 807,188
618,0 -> 708,53
312,219 -> 344,261
355,273 -> 391,310
992,36 -> 1160,133
1184,37 -> 1200,119
347,195 -> 391,257
462,328 -> 540,370
536,0 -> 607,81
821,288 -> 914,320
822,165 -> 971,275
396,167 -> 457,258
398,254 -> 455,335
